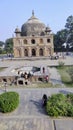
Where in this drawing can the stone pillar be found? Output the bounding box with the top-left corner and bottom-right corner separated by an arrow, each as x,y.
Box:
28,47 -> 31,57
36,47 -> 39,56
44,46 -> 47,56
13,48 -> 16,57
51,47 -> 54,56
51,34 -> 54,56
14,48 -> 20,57
21,47 -> 24,57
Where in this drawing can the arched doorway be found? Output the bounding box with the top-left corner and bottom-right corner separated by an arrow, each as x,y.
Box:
32,49 -> 36,56
39,48 -> 43,56
24,49 -> 28,56
16,48 -> 21,57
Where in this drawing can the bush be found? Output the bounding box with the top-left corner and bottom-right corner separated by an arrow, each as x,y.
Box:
0,92 -> 19,113
46,93 -> 73,117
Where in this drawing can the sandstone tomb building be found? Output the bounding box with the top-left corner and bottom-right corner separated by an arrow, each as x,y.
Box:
13,11 -> 54,58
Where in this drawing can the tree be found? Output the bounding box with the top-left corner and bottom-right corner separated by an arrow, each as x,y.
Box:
5,38 -> 13,53
54,29 -> 67,52
0,48 -> 3,54
65,15 -> 73,33
0,41 -> 5,46
54,15 -> 73,52
0,41 -> 5,54
65,15 -> 73,51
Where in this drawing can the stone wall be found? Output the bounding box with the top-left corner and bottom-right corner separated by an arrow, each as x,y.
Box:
13,35 -> 54,58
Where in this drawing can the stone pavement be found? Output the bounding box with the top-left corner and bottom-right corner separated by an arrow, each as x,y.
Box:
0,87 -> 73,130
0,56 -> 73,68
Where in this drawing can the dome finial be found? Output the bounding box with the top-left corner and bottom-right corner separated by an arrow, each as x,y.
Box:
32,10 -> 34,16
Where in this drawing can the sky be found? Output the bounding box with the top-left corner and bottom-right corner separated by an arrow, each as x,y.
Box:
0,0 -> 73,42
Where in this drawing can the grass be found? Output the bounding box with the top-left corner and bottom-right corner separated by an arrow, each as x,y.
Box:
57,66 -> 73,87
0,67 -> 7,72
37,82 -> 53,88
0,82 -> 53,88
0,81 -> 64,89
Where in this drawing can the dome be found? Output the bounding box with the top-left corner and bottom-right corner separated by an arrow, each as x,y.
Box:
21,11 -> 46,36
15,27 -> 21,33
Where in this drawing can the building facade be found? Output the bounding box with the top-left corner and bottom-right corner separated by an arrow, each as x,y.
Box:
13,11 -> 54,58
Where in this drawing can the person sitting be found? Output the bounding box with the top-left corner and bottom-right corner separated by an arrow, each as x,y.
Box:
28,72 -> 31,78
21,73 -> 24,78
45,75 -> 49,82
24,72 -> 28,79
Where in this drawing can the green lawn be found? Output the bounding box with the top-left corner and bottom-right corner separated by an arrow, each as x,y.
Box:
57,66 -> 73,87
0,67 -> 7,72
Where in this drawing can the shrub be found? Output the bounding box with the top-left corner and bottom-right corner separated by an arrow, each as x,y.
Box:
46,93 -> 73,117
0,92 -> 19,113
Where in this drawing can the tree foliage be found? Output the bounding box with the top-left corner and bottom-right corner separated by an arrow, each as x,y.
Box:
65,15 -> 73,50
54,29 -> 67,52
0,41 -> 5,54
65,15 -> 73,33
54,15 -> 73,52
5,38 -> 13,53
0,41 -> 5,46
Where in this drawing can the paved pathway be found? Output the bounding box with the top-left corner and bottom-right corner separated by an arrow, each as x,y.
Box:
0,57 -> 73,129
0,56 -> 73,67
0,87 -> 73,130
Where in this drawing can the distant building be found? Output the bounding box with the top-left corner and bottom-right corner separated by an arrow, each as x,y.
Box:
13,11 -> 54,58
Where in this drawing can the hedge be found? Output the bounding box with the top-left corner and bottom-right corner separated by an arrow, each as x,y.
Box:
46,93 -> 73,117
0,91 -> 19,113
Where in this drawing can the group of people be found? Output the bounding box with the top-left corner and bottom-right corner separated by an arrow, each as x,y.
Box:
18,71 -> 32,80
